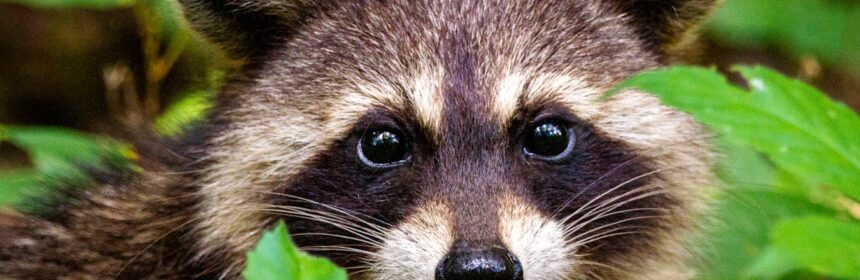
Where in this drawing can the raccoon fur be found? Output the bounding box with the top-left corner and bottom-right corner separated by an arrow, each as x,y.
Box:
0,0 -> 718,279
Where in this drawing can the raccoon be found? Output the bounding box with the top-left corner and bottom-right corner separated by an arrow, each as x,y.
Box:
0,0 -> 717,279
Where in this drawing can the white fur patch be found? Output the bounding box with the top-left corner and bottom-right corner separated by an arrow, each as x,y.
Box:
370,201 -> 454,280
493,72 -> 604,125
493,72 -> 527,123
408,68 -> 445,140
498,195 -> 576,280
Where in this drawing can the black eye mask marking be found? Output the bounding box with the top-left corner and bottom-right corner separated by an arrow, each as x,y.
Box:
270,111 -> 430,270
507,104 -> 677,264
272,107 -> 676,273
272,103 -> 675,272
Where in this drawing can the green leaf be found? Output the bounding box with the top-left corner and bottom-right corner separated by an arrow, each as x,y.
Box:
139,0 -> 191,41
771,216 -> 860,278
3,126 -> 136,177
619,66 -> 860,201
621,66 -> 860,279
243,221 -> 348,280
714,139 -> 778,191
244,222 -> 300,280
743,246 -> 798,280
0,170 -> 44,206
0,125 -> 138,206
294,254 -> 349,280
0,0 -> 135,9
735,66 -> 860,196
154,90 -> 213,136
697,187 -> 833,280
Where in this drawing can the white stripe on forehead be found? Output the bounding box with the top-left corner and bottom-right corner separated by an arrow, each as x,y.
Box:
410,68 -> 445,139
492,72 -> 604,127
342,64 -> 445,139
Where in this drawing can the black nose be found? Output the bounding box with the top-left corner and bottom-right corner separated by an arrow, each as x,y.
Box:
435,246 -> 523,280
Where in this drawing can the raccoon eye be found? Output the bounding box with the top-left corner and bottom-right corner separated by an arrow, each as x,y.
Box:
523,121 -> 575,160
358,129 -> 410,167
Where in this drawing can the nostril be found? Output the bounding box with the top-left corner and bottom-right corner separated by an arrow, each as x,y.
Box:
435,247 -> 523,280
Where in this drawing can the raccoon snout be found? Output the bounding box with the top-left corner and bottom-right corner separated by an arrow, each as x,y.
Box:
435,246 -> 524,280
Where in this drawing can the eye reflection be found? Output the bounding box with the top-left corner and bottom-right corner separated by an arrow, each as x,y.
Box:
523,121 -> 575,160
358,129 -> 410,167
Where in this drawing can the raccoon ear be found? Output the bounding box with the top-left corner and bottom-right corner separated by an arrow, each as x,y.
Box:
610,0 -> 720,54
179,0 -> 324,59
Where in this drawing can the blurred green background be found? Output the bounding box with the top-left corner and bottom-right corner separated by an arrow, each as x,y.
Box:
0,0 -> 858,279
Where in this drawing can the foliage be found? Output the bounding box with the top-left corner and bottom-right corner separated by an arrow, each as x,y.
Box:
707,0 -> 860,76
244,221 -> 348,280
0,0 -> 186,41
771,216 -> 860,278
0,0 -> 216,206
154,90 -> 213,136
0,125 -> 137,206
621,66 -> 860,200
619,66 -> 860,280
0,0 -> 133,9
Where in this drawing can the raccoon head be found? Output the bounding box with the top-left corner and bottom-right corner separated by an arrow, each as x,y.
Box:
180,1 -> 717,279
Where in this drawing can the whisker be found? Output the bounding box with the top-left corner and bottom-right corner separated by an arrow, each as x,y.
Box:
564,208 -> 665,237
291,232 -> 385,248
587,271 -> 606,280
551,132 -> 713,221
566,214 -> 664,241
115,216 -> 201,277
301,245 -> 384,258
577,259 -> 627,275
571,228 -> 646,249
259,209 -> 385,247
562,189 -> 667,235
558,167 -> 670,226
569,227 -> 640,249
551,155 -> 643,219
344,266 -> 375,277
561,183 -> 664,227
258,203 -> 387,236
572,259 -> 630,280
255,190 -> 393,229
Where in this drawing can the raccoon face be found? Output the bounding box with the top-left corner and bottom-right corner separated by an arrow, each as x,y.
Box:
181,1 -> 716,279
